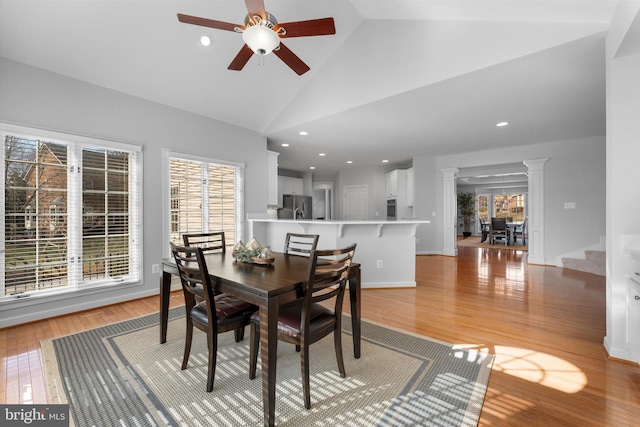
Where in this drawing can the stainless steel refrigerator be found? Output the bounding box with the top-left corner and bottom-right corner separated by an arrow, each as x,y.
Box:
279,195 -> 312,219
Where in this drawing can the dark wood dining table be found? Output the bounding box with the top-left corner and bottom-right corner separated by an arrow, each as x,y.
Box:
159,251 -> 361,427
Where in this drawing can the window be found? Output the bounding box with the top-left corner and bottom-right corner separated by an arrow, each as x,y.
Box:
477,195 -> 489,223
494,194 -> 525,222
168,155 -> 244,249
1,125 -> 142,299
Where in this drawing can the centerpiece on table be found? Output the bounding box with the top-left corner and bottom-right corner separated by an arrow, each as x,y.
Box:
232,238 -> 275,265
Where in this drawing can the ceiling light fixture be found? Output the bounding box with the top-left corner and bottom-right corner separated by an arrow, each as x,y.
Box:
309,166 -> 315,170
496,121 -> 509,127
242,14 -> 280,55
347,161 -> 353,164
199,34 -> 212,46
299,131 -> 308,136
319,153 -> 325,156
382,160 -> 389,163
281,143 -> 289,147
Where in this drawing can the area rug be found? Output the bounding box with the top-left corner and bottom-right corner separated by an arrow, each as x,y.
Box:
457,236 -> 528,251
42,308 -> 493,427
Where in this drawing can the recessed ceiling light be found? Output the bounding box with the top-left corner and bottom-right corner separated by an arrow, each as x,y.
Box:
309,166 -> 315,170
496,121 -> 509,127
199,34 -> 212,46
382,160 -> 389,163
319,153 -> 326,157
281,143 -> 289,147
347,160 -> 353,164
299,131 -> 308,136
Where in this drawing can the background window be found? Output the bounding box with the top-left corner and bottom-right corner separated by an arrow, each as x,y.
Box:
168,157 -> 244,249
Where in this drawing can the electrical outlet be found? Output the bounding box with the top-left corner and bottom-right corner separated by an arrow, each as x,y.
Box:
152,264 -> 159,274
564,202 -> 576,209
376,259 -> 383,269
432,211 -> 436,217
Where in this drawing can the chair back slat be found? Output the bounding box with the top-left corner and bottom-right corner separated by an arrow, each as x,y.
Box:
183,232 -> 226,253
304,244 -> 356,310
284,233 -> 319,256
170,243 -> 216,307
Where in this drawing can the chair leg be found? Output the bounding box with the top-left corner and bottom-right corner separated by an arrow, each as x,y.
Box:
182,318 -> 193,370
206,330 -> 217,392
334,327 -> 346,379
249,323 -> 259,380
234,326 -> 245,342
300,343 -> 311,409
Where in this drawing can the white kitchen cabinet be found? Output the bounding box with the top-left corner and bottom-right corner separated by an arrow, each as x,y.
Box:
406,167 -> 415,207
277,177 -> 284,208
386,170 -> 398,199
626,245 -> 640,361
267,151 -> 279,207
279,176 -> 304,197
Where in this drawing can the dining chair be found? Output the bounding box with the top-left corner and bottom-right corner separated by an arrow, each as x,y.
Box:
490,217 -> 510,246
170,243 -> 257,392
183,232 -> 226,253
283,232 -> 319,257
512,218 -> 527,245
480,221 -> 490,243
248,243 -> 357,409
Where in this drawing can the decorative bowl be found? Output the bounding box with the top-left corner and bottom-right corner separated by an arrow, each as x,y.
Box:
251,257 -> 275,266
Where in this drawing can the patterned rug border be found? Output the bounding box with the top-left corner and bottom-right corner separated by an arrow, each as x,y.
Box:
42,307 -> 494,427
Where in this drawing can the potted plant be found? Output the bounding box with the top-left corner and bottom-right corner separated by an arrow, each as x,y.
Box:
457,192 -> 476,238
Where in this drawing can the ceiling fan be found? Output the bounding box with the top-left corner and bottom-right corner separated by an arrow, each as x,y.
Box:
177,0 -> 336,75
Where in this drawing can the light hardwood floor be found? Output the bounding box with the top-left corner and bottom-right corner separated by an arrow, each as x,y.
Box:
2,246 -> 639,426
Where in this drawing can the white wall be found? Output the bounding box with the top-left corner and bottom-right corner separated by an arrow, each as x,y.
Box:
335,164 -> 390,220
0,57 -> 268,326
415,136 -> 606,263
605,3 -> 640,363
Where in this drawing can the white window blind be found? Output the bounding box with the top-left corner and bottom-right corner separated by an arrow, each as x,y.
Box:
169,157 -> 244,248
1,125 -> 142,299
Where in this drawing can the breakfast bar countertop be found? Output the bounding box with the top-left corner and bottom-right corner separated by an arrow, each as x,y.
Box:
248,217 -> 430,289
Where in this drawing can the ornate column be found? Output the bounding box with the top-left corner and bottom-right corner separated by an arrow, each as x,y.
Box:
523,158 -> 549,265
441,167 -> 459,256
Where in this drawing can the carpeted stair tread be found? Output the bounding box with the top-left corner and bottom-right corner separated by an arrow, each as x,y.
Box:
562,252 -> 605,276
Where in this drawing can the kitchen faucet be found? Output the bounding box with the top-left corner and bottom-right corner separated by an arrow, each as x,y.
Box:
294,208 -> 302,219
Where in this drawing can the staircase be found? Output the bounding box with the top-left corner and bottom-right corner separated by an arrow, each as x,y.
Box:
562,250 -> 606,276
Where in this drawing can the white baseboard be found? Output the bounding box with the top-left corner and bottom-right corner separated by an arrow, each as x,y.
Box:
362,281 -> 416,289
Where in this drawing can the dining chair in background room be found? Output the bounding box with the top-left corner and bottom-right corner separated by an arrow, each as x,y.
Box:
248,243 -> 357,409
170,243 -> 258,392
513,217 -> 528,245
283,232 -> 319,256
183,231 -> 226,253
480,221 -> 490,243
490,217 -> 510,246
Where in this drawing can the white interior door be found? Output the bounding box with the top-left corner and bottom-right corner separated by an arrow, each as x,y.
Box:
343,185 -> 367,220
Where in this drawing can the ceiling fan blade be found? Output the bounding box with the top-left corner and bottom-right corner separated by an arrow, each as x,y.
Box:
273,42 -> 310,76
228,45 -> 254,71
177,13 -> 241,32
244,0 -> 266,19
274,17 -> 336,38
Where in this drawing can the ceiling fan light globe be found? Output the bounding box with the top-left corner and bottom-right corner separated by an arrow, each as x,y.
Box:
243,25 -> 279,56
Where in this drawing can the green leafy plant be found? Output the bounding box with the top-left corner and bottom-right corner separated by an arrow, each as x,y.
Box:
457,192 -> 477,236
234,247 -> 262,263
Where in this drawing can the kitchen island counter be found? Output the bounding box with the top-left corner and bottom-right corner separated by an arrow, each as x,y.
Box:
248,218 -> 430,288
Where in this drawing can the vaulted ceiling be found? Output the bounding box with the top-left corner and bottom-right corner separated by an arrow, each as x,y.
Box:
0,1 -> 615,174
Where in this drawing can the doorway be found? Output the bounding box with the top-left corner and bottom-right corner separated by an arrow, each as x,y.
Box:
312,182 -> 334,220
343,185 -> 368,220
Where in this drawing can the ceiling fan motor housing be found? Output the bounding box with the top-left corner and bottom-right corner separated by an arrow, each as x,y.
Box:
243,12 -> 280,55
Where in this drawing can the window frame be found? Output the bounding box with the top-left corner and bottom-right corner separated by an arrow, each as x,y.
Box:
162,149 -> 245,259
1,123 -> 143,301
